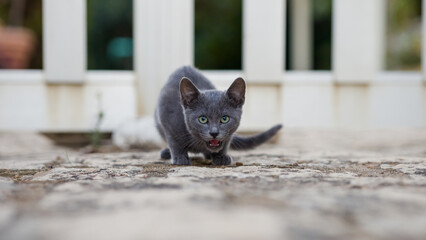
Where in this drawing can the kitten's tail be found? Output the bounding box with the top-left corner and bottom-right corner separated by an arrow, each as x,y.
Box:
230,124 -> 283,150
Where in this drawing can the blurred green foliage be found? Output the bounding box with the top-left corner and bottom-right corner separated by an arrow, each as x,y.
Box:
312,0 -> 332,70
386,0 -> 421,71
0,0 -> 43,69
87,0 -> 133,70
194,0 -> 242,70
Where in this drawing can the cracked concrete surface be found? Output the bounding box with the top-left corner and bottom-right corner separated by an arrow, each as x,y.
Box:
0,129 -> 425,240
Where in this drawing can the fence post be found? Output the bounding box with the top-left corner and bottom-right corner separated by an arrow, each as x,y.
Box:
333,0 -> 385,83
134,0 -> 193,116
243,0 -> 285,82
43,0 -> 86,83
290,0 -> 312,70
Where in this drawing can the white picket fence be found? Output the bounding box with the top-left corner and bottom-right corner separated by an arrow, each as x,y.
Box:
0,0 -> 425,132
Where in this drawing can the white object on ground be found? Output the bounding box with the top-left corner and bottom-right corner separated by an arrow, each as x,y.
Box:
112,116 -> 164,150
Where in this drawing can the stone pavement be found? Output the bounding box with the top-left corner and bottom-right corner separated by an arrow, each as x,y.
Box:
0,129 -> 425,240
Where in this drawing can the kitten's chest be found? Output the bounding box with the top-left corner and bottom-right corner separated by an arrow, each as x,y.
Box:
186,140 -> 206,153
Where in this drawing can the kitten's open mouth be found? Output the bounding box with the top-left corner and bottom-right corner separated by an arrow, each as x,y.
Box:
208,139 -> 221,148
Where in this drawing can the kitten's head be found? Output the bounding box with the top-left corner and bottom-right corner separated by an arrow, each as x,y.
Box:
179,77 -> 246,152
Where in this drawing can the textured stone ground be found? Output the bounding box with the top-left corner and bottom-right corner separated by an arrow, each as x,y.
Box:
0,129 -> 425,240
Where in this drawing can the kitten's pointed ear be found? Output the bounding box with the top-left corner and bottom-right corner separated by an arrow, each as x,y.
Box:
180,77 -> 200,108
226,77 -> 246,108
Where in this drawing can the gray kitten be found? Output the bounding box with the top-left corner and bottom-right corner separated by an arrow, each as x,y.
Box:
155,66 -> 282,165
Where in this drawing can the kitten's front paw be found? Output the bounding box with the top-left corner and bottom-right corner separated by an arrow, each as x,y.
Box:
172,156 -> 192,165
160,148 -> 171,159
212,155 -> 232,166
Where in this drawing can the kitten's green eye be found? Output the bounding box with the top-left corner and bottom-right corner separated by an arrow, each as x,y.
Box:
198,116 -> 208,124
220,115 -> 230,124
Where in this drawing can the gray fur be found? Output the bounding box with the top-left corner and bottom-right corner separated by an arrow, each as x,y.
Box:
155,66 -> 282,165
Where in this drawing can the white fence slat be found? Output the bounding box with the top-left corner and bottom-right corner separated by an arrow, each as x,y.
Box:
290,0 -> 312,70
43,0 -> 86,83
134,0 -> 193,115
243,0 -> 285,82
333,0 -> 385,83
